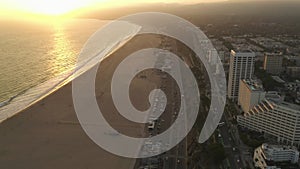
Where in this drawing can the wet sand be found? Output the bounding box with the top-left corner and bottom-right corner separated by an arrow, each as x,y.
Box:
0,34 -> 162,169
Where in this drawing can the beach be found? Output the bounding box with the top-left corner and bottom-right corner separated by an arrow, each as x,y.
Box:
0,34 -> 162,169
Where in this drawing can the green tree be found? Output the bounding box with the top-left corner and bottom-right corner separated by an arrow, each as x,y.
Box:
208,143 -> 226,164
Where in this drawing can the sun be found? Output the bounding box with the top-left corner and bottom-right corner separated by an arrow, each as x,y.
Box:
1,0 -> 103,17
21,0 -> 93,16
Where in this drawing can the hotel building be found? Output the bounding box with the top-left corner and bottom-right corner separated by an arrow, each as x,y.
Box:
238,96 -> 300,146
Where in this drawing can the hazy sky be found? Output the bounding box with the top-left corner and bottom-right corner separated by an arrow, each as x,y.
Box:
2,0 -> 297,18
0,0 -> 228,16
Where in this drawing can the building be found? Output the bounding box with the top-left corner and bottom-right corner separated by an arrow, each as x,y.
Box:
265,91 -> 283,103
253,143 -> 299,169
238,79 -> 266,113
228,50 -> 255,99
286,67 -> 300,78
207,49 -> 223,74
263,53 -> 283,75
207,49 -> 218,65
238,98 -> 300,146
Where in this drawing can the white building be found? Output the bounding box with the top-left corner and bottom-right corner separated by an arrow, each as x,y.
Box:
253,143 -> 299,169
238,79 -> 266,113
238,98 -> 300,146
207,49 -> 218,65
228,50 -> 255,100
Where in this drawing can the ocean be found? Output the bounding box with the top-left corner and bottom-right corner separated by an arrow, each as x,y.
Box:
0,19 -> 111,122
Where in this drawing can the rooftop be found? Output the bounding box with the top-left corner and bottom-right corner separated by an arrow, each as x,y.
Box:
264,52 -> 283,56
262,143 -> 298,152
236,49 -> 253,53
278,101 -> 300,111
231,49 -> 254,54
242,79 -> 264,92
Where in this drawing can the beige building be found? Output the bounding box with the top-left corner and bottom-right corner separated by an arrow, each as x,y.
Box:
263,53 -> 283,75
238,79 -> 266,113
228,50 -> 255,100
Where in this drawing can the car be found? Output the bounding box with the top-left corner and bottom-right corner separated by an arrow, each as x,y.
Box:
148,121 -> 155,130
218,122 -> 225,127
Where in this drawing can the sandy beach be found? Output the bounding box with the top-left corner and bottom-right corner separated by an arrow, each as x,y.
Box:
0,34 -> 163,169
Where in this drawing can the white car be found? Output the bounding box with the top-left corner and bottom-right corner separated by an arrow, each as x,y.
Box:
148,121 -> 155,129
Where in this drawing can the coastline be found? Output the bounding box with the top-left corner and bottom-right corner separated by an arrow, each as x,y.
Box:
0,34 -> 162,169
0,53 -> 136,169
0,75 -> 137,169
0,25 -> 138,124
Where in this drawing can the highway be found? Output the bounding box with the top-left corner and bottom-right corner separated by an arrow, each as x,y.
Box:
218,112 -> 246,169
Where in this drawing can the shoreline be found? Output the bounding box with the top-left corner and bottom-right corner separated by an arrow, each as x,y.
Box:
0,28 -> 138,124
0,34 -> 161,169
0,76 -> 137,169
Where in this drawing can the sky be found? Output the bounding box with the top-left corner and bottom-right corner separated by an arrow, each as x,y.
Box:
0,0 -> 228,16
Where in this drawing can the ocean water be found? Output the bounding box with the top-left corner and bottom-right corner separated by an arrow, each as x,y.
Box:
0,19 -> 109,122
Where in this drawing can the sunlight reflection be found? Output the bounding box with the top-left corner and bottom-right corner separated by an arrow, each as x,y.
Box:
48,21 -> 77,77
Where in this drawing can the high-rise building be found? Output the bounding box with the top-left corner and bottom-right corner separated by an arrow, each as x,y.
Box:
207,49 -> 218,65
207,49 -> 222,74
253,143 -> 299,169
228,50 -> 255,100
237,98 -> 300,146
263,53 -> 283,75
238,79 -> 266,113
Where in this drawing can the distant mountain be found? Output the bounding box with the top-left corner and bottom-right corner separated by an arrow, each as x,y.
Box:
69,0 -> 300,34
73,0 -> 300,24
